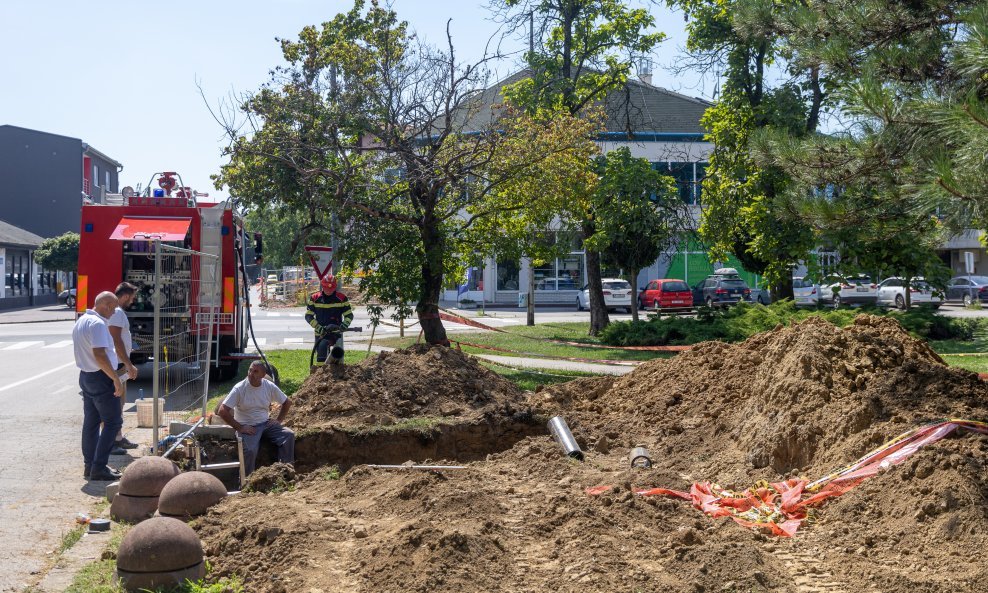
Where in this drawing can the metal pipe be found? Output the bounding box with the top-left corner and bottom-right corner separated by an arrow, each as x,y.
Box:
630,446 -> 652,469
152,239 -> 161,455
161,417 -> 205,459
548,416 -> 584,461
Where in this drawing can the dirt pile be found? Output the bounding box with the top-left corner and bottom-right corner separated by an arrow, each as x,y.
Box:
289,344 -> 533,432
195,315 -> 988,592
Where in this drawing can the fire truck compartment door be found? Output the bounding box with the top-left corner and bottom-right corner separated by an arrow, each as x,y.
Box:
109,217 -> 192,241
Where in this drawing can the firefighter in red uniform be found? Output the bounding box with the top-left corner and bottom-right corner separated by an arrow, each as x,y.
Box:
305,274 -> 354,367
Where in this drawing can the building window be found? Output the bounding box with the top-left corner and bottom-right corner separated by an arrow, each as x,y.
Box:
496,259 -> 519,290
105,170 -> 110,189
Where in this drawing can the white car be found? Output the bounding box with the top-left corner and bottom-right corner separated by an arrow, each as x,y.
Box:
576,278 -> 633,312
875,277 -> 942,309
819,275 -> 879,308
793,276 -> 820,307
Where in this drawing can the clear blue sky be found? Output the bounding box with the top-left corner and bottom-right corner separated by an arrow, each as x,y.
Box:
0,1 -> 704,200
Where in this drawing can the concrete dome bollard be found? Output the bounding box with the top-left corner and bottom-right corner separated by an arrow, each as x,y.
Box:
118,456 -> 181,497
158,471 -> 227,520
110,494 -> 160,524
110,457 -> 181,524
116,516 -> 205,592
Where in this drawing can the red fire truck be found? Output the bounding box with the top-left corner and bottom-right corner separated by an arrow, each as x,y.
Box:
76,172 -> 262,381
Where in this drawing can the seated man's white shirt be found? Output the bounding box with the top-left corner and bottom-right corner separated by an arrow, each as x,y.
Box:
73,310 -> 118,372
221,378 -> 288,426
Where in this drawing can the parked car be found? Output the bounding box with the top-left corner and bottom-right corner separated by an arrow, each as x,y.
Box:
750,287 -> 771,305
793,276 -> 820,307
692,268 -> 752,308
638,279 -> 693,311
577,278 -> 633,312
875,277 -> 942,309
945,275 -> 988,306
58,288 -> 77,308
819,275 -> 878,308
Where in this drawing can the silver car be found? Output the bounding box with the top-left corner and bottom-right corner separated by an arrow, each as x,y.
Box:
875,277 -> 942,309
793,277 -> 820,307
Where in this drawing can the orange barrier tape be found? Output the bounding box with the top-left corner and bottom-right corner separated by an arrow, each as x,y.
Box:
590,420 -> 988,537
438,309 -> 691,352
449,339 -> 642,367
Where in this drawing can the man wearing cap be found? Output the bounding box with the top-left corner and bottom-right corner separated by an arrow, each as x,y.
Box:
72,291 -> 124,481
304,274 -> 354,369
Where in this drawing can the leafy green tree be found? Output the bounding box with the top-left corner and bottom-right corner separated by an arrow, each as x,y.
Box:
667,0 -> 819,300
463,108 -> 602,325
217,0 -> 594,344
493,0 -> 667,334
589,148 -> 686,321
243,207 -> 333,270
33,232 -> 79,273
752,0 -> 983,302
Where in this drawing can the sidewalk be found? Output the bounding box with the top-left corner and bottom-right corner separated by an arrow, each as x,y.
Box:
0,304 -> 75,324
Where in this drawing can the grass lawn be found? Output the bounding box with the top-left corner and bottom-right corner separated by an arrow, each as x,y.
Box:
373,321 -> 673,362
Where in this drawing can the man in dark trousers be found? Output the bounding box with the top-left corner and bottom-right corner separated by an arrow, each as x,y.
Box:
304,274 -> 354,369
72,291 -> 124,481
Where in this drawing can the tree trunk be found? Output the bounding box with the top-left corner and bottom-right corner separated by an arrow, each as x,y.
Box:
585,248 -> 609,336
772,272 -> 795,303
527,257 -> 535,326
628,267 -> 640,323
417,219 -> 449,345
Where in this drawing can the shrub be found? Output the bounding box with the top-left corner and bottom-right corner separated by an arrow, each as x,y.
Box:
599,300 -> 986,346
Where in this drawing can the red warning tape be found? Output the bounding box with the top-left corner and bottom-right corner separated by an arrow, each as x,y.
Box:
438,309 -> 691,352
589,419 -> 988,537
449,339 -> 642,367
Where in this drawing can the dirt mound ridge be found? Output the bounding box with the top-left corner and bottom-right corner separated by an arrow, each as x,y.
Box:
539,315 -> 986,482
289,345 -> 531,431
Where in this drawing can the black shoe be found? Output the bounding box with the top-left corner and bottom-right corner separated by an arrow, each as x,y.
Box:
89,466 -> 122,481
110,446 -> 129,456
116,438 -> 139,450
84,464 -> 92,479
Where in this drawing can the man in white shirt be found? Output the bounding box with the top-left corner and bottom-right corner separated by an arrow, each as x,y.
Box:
216,360 -> 295,476
72,291 -> 124,481
108,282 -> 139,453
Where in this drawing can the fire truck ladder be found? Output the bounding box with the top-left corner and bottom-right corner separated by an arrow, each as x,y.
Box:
196,204 -> 225,384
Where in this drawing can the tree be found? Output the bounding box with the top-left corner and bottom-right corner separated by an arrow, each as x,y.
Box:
243,206 -> 333,269
216,0 -> 595,344
34,232 -> 79,273
590,148 -> 685,321
751,0 -> 984,299
493,0 -> 666,335
667,0 -> 820,299
463,106 -> 600,325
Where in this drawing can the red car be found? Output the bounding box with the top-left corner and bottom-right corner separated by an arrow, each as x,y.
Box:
638,279 -> 694,311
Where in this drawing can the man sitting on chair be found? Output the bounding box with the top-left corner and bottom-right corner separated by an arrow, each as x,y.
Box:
215,360 -> 294,476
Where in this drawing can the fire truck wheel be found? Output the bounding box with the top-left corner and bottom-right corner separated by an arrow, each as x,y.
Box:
219,360 -> 240,382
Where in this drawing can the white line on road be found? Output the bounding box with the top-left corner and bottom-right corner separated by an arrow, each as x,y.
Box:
43,340 -> 74,349
289,313 -> 302,317
1,341 -> 44,350
267,313 -> 282,317
0,362 -> 76,394
283,337 -> 303,344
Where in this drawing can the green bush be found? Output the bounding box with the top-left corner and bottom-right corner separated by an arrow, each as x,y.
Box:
599,300 -> 984,346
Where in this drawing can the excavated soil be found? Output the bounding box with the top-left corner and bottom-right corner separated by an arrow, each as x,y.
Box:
194,316 -> 988,592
